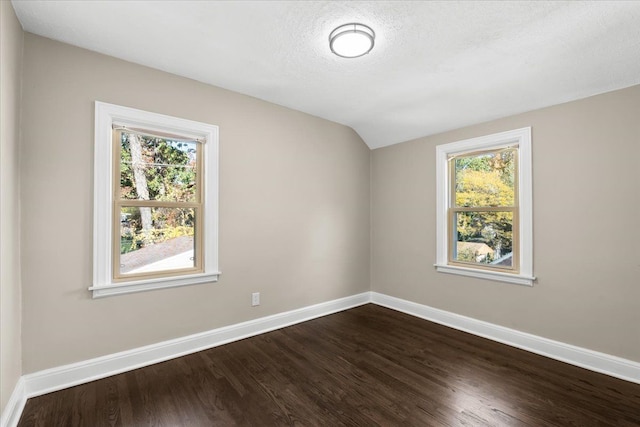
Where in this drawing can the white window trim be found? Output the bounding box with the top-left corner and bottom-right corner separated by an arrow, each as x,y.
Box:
435,127 -> 535,286
90,101 -> 220,298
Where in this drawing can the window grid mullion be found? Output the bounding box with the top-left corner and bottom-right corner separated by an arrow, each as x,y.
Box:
115,200 -> 201,209
451,206 -> 517,213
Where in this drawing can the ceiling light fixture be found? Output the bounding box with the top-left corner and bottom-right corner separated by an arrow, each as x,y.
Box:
329,23 -> 375,58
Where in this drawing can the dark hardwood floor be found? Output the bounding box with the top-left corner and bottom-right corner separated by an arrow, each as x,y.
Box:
18,304 -> 640,426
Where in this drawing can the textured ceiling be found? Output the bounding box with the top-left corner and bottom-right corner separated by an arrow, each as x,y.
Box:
11,1 -> 640,149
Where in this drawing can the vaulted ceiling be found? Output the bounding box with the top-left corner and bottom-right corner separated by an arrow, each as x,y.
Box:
11,1 -> 640,149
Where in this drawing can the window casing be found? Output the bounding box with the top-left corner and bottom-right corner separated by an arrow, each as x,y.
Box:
91,102 -> 220,298
435,127 -> 534,286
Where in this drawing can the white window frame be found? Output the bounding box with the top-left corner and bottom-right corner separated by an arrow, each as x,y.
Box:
435,127 -> 535,286
90,101 -> 220,298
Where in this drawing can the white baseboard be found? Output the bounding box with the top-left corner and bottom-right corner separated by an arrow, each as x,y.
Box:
1,292 -> 370,427
0,377 -> 25,427
4,291 -> 639,426
371,292 -> 640,385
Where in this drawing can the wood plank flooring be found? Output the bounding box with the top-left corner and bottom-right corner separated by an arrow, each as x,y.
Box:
18,304 -> 640,426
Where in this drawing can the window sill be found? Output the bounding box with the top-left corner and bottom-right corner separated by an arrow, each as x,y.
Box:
89,272 -> 221,298
434,264 -> 535,286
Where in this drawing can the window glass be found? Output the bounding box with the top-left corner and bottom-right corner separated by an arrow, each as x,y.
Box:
119,206 -> 196,276
453,148 -> 516,207
449,147 -> 518,272
119,131 -> 198,203
113,128 -> 202,281
452,211 -> 514,267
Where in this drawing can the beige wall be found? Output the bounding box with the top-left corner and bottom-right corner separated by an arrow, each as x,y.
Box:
372,84 -> 640,362
0,0 -> 24,412
19,34 -> 371,373
0,1 -> 24,411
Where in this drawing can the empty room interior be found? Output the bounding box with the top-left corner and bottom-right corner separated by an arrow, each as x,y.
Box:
2,1 -> 640,426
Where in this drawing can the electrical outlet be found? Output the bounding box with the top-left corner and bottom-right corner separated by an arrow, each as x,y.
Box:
251,292 -> 260,306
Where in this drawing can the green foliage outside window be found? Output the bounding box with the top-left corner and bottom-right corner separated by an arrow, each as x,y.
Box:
454,149 -> 515,263
119,132 -> 197,253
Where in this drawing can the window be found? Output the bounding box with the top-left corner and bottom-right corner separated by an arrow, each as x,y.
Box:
91,102 -> 219,297
435,127 -> 534,286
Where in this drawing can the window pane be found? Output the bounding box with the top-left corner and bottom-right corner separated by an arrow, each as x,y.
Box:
119,206 -> 196,275
120,131 -> 198,202
453,211 -> 513,267
454,148 -> 516,207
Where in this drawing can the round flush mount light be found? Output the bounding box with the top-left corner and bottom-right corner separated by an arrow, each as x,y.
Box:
329,23 -> 375,58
